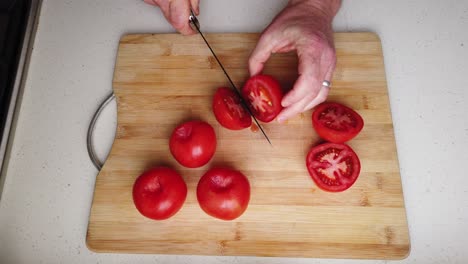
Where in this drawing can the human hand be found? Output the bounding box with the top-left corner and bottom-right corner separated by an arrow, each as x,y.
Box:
248,0 -> 341,123
143,0 -> 200,35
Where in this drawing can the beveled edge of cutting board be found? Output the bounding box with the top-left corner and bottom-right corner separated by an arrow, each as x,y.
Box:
359,31 -> 412,261
357,31 -> 412,261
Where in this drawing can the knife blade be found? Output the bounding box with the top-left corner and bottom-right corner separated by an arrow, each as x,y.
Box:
188,11 -> 272,145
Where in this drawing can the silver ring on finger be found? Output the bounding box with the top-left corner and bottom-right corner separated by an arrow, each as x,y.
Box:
322,80 -> 331,88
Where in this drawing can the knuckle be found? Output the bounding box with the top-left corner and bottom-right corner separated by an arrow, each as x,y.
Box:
310,89 -> 320,100
283,26 -> 302,39
302,32 -> 334,53
302,86 -> 319,101
304,32 -> 325,46
309,84 -> 324,99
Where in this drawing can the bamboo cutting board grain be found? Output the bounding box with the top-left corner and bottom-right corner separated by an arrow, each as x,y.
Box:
86,33 -> 410,259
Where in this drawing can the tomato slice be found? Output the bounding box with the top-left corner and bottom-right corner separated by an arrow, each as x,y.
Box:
241,75 -> 283,123
312,102 -> 364,143
306,142 -> 361,192
213,87 -> 252,130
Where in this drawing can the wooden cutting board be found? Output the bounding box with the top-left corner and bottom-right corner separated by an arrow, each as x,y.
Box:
86,32 -> 410,259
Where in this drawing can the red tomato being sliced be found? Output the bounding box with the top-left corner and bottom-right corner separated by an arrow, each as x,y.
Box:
132,167 -> 187,220
312,102 -> 364,143
306,142 -> 361,192
242,74 -> 283,123
169,120 -> 216,168
213,87 -> 252,130
197,167 -> 250,220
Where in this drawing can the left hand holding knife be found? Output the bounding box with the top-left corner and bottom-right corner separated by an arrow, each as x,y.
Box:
144,0 -> 200,35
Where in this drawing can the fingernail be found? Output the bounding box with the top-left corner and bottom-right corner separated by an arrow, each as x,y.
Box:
277,117 -> 284,124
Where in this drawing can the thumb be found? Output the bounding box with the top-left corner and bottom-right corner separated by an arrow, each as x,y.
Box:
190,0 -> 200,15
169,0 -> 196,35
248,34 -> 275,76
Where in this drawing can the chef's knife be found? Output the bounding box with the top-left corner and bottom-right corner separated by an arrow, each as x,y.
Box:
188,11 -> 272,145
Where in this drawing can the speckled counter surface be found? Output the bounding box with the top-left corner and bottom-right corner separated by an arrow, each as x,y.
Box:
0,0 -> 467,263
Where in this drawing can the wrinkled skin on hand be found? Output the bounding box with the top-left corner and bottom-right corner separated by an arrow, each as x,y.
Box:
143,0 -> 341,122
248,0 -> 341,122
144,0 -> 200,35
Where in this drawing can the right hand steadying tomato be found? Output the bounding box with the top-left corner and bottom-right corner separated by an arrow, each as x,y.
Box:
248,0 -> 342,123
241,75 -> 283,123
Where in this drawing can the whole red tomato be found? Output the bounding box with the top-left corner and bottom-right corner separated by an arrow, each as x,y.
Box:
306,142 -> 361,192
132,167 -> 187,220
212,87 -> 252,130
169,120 -> 217,168
312,102 -> 364,143
197,167 -> 250,220
241,74 -> 283,123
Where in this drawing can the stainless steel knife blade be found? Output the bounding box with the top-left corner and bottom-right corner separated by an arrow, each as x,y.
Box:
189,11 -> 272,145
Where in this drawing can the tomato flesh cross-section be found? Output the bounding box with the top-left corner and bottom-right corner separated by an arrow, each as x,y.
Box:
248,87 -> 272,113
306,142 -> 361,192
312,102 -> 364,143
241,75 -> 283,123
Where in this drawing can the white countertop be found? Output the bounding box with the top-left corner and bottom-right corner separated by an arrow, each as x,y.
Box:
1,0 -> 468,263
